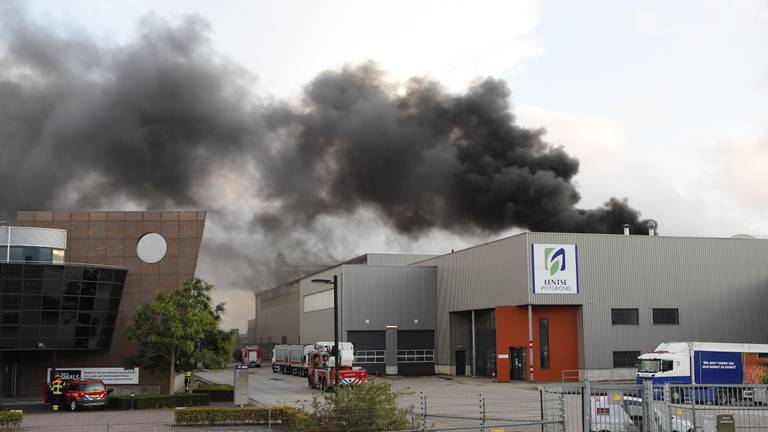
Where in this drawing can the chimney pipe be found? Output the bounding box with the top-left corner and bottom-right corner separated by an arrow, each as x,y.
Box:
646,220 -> 658,237
622,224 -> 630,236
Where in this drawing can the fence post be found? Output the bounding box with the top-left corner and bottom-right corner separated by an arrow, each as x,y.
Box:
690,385 -> 697,432
479,392 -> 486,429
268,406 -> 272,431
582,381 -> 591,432
420,391 -> 427,432
642,380 -> 653,432
663,383 -> 673,432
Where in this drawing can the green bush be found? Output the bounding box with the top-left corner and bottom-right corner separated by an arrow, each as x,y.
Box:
0,411 -> 23,432
302,380 -> 413,432
193,384 -> 234,402
175,405 -> 307,426
110,392 -> 209,410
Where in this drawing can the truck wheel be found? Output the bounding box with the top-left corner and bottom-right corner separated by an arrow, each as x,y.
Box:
69,400 -> 78,411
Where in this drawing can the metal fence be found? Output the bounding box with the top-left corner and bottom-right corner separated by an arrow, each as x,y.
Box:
541,381 -> 768,432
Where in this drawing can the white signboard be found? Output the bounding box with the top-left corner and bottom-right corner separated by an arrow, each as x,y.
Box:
531,244 -> 579,294
47,368 -> 139,384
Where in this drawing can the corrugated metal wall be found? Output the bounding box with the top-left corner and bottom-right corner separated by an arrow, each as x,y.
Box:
365,254 -> 438,266
417,235 -> 529,365
255,285 -> 300,345
342,265 -> 436,331
528,232 -> 768,369
299,267 -> 341,343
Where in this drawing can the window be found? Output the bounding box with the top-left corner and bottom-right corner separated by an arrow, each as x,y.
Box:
611,309 -> 639,325
652,308 -> 679,325
539,318 -> 550,369
613,351 -> 641,368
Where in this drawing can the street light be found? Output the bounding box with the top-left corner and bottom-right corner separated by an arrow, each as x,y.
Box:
311,275 -> 339,387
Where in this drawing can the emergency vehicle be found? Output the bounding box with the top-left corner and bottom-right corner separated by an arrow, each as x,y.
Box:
272,344 -> 290,373
288,345 -> 314,377
240,345 -> 262,368
307,342 -> 368,391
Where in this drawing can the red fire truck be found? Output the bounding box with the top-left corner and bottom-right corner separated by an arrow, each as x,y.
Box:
240,345 -> 262,368
307,342 -> 368,391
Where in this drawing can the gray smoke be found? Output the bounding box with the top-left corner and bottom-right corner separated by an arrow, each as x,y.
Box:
0,8 -> 652,296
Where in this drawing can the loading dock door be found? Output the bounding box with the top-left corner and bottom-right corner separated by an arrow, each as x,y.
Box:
455,350 -> 466,376
510,347 -> 526,381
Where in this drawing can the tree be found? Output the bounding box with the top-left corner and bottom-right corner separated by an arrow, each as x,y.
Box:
301,380 -> 413,432
124,278 -> 234,393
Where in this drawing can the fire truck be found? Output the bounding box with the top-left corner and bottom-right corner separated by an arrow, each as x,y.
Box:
240,345 -> 262,368
307,342 -> 368,391
272,345 -> 290,373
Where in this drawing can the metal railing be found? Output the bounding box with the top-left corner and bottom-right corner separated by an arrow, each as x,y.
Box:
355,350 -> 385,363
397,349 -> 435,363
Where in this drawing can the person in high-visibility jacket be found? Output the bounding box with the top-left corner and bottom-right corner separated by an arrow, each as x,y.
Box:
49,374 -> 65,411
184,370 -> 192,392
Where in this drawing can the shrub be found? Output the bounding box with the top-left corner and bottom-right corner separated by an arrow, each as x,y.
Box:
301,380 -> 413,432
193,384 -> 234,402
175,405 -> 307,426
110,392 -> 209,410
0,411 -> 23,432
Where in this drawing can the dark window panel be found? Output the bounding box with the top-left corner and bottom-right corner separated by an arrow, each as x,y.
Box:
42,311 -> 59,326
1,295 -> 21,309
58,325 -> 75,339
78,297 -> 95,310
106,313 -> 117,326
113,271 -> 127,284
20,311 -> 40,325
2,312 -> 19,325
611,309 -> 639,325
82,268 -> 99,282
613,351 -> 641,368
77,313 -> 91,326
75,326 -> 89,338
2,279 -> 22,294
24,265 -> 44,279
0,339 -> 14,349
22,295 -> 42,309
81,282 -> 97,297
94,297 -> 110,312
63,281 -> 81,296
64,267 -> 84,281
43,279 -> 62,296
74,338 -> 88,348
98,269 -> 115,283
3,265 -> 22,278
44,265 -> 65,279
61,296 -> 78,310
42,295 -> 61,310
109,298 -> 121,311
60,311 -> 77,326
91,312 -> 107,327
19,326 -> 38,337
0,326 -> 19,337
95,283 -> 111,298
97,338 -> 111,349
110,283 -> 123,298
539,318 -> 550,369
40,326 -> 58,337
652,308 -> 679,325
57,338 -> 77,349
23,279 -> 43,294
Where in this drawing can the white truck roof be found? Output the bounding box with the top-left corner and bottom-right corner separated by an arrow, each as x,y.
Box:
650,342 -> 768,354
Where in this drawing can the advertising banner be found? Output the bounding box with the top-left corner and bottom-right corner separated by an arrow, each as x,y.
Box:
531,243 -> 579,294
47,367 -> 139,384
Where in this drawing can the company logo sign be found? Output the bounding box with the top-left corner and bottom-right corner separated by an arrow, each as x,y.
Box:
532,244 -> 579,294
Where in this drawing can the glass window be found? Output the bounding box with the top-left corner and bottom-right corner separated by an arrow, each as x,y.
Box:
110,283 -> 123,298
75,327 -> 89,337
52,250 -> 65,264
20,311 -> 40,325
3,265 -> 22,278
0,246 -> 6,262
660,360 -> 674,372
95,283 -> 111,298
63,281 -> 81,296
61,296 -> 78,310
81,282 -> 97,296
114,270 -> 126,284
1,295 -> 21,309
613,351 -> 641,368
23,279 -> 43,294
43,279 -> 62,296
2,279 -> 22,294
539,318 -> 550,369
42,295 -> 61,310
20,326 -> 38,337
42,311 -> 59,326
22,295 -> 41,309
77,313 -> 91,325
611,309 -> 639,325
98,269 -> 114,283
44,265 -> 64,279
94,297 -> 110,311
24,265 -> 44,279
1,312 -> 19,325
82,268 -> 99,282
78,297 -> 94,310
65,267 -> 84,281
1,327 -> 19,337
652,309 -> 679,325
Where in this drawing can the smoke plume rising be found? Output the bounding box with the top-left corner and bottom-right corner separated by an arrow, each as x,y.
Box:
0,7 -> 653,326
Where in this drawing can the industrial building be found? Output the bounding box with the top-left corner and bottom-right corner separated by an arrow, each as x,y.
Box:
0,210 -> 205,396
254,231 -> 768,382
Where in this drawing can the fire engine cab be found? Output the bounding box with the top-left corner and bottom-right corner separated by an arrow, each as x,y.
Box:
307,342 -> 368,391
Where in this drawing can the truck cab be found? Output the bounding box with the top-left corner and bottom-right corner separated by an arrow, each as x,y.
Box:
636,343 -> 692,385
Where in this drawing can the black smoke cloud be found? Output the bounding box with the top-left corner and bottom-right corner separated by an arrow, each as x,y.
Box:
0,8 -> 652,292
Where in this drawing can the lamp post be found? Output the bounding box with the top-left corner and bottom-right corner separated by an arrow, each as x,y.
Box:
311,275 -> 339,387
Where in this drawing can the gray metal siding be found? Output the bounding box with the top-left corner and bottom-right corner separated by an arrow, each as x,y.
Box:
449,312 -> 472,369
255,289 -> 300,345
528,232 -> 768,369
341,265 -> 436,331
299,267 -> 341,343
416,235 -> 529,365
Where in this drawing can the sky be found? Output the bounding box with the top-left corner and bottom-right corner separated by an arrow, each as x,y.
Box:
15,0 -> 768,330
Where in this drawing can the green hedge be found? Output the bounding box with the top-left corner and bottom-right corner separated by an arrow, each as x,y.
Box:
110,393 -> 209,410
192,384 -> 234,402
0,411 -> 22,432
175,406 -> 306,427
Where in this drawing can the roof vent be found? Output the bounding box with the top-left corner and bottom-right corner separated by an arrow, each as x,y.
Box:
623,224 -> 630,236
646,220 -> 658,237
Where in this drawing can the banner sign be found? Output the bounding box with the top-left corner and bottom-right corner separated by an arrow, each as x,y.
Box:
531,244 -> 579,294
47,367 -> 139,384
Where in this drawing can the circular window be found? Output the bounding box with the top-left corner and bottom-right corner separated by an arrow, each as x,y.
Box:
136,233 -> 167,264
